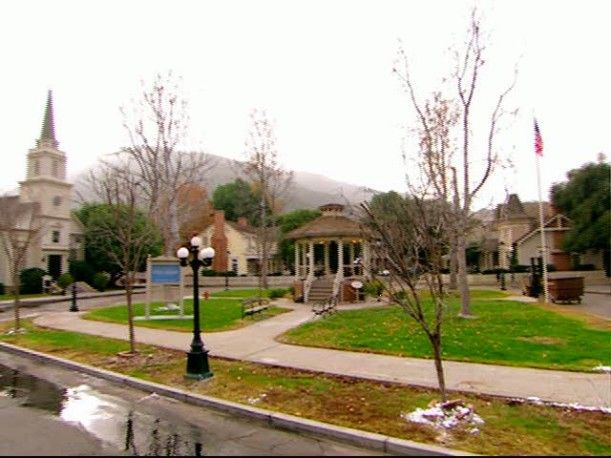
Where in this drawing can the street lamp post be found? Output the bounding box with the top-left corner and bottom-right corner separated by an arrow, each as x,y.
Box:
498,242 -> 507,291
177,236 -> 215,380
69,281 -> 79,312
225,250 -> 231,291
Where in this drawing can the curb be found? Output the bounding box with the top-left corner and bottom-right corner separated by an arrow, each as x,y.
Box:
0,341 -> 473,456
0,290 -> 146,311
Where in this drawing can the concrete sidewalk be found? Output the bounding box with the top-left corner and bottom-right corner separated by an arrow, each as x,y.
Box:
33,299 -> 611,409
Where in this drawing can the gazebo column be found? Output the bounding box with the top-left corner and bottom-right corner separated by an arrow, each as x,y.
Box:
324,241 -> 330,276
349,242 -> 355,276
308,240 -> 314,277
294,241 -> 300,280
338,240 -> 344,279
362,241 -> 370,277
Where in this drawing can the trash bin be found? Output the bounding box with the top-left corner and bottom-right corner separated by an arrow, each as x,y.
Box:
547,277 -> 584,304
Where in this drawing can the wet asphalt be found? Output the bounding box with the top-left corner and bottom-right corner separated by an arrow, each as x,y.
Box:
0,351 -> 388,456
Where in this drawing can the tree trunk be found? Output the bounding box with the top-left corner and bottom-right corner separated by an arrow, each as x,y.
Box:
429,333 -> 447,402
259,200 -> 269,290
449,235 -> 458,290
11,270 -> 21,331
456,232 -> 472,317
126,277 -> 136,354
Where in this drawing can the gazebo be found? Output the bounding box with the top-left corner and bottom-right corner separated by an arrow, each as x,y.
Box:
286,203 -> 371,303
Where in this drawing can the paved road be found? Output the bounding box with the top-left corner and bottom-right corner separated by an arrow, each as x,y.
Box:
0,351 -> 388,456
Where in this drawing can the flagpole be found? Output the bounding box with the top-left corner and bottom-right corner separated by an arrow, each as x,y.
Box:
535,152 -> 550,303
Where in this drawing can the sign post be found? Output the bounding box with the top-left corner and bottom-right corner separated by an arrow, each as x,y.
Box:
146,256 -> 184,320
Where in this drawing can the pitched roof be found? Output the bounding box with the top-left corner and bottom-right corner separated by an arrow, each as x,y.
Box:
286,214 -> 364,239
516,213 -> 571,245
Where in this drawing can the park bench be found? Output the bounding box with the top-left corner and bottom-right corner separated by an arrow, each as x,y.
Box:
312,294 -> 338,317
241,296 -> 270,318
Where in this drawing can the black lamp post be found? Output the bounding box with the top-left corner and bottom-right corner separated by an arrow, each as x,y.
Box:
498,242 -> 507,291
177,236 -> 215,380
69,281 -> 79,312
225,250 -> 231,291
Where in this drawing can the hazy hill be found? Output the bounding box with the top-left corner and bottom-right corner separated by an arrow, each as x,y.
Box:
73,152 -> 377,212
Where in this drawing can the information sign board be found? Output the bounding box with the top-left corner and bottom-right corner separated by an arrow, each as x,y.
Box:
151,264 -> 181,284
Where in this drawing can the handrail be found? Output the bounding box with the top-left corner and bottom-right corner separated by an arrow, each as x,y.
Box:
304,275 -> 314,303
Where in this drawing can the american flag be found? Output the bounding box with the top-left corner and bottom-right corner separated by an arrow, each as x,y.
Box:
534,119 -> 543,156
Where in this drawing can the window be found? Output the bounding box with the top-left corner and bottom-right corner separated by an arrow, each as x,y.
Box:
52,160 -> 58,177
52,230 -> 60,243
34,160 -> 40,175
53,196 -> 61,207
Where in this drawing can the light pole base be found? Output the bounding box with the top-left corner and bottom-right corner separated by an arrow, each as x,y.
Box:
184,371 -> 214,381
185,350 -> 213,380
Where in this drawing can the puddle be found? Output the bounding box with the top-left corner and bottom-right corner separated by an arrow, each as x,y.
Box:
0,363 -> 203,456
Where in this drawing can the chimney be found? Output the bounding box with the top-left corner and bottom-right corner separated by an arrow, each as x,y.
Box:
214,210 -> 225,230
211,210 -> 228,271
237,216 -> 248,228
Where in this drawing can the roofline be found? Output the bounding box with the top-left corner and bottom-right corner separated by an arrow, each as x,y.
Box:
515,213 -> 571,245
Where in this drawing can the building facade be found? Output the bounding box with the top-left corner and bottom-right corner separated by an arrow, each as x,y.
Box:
197,210 -> 280,276
0,91 -> 83,287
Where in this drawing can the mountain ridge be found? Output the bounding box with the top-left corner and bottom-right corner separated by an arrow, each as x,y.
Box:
72,152 -> 378,212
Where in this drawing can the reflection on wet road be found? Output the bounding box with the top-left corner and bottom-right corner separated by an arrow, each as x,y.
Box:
0,352 -> 388,456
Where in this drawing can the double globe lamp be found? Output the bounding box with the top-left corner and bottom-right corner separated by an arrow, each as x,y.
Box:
177,236 -> 215,380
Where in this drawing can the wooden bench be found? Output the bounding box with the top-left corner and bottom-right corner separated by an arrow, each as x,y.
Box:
241,297 -> 270,318
312,295 -> 338,317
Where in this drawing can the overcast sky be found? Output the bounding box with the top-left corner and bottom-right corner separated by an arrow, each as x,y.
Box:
1,0 -> 609,210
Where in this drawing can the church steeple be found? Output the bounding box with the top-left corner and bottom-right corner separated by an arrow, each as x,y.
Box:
38,90 -> 58,148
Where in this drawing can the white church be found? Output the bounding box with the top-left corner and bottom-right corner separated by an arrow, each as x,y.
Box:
0,91 -> 84,287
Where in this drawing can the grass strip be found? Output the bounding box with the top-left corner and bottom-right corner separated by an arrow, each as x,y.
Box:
0,320 -> 609,456
279,293 -> 610,372
83,298 -> 290,332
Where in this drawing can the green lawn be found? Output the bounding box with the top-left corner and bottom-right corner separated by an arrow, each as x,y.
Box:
210,288 -> 272,298
1,320 -> 609,456
280,291 -> 611,372
84,297 -> 289,332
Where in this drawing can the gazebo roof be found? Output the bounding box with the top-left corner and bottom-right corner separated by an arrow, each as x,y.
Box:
287,204 -> 364,240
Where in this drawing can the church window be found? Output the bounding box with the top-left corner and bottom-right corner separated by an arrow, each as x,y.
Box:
52,230 -> 60,243
34,160 -> 40,175
52,160 -> 58,177
53,196 -> 62,207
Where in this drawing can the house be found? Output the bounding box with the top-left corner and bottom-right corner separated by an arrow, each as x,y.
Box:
0,91 -> 84,287
476,193 -> 606,272
196,210 -> 281,276
476,193 -> 558,270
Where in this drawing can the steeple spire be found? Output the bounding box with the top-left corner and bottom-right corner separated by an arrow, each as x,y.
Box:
38,90 -> 58,147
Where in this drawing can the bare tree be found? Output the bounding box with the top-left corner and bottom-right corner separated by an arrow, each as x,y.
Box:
361,193 -> 451,401
120,71 -> 215,256
86,159 -> 161,353
241,109 -> 293,290
176,182 -> 214,242
394,8 -> 517,316
0,194 -> 43,332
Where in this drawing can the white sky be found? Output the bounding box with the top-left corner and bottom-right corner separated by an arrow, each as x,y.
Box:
1,0 -> 609,210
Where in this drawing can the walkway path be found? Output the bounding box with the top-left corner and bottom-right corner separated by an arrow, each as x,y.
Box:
33,298 -> 610,409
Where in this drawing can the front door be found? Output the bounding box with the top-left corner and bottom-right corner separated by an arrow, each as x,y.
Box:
47,255 -> 62,280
